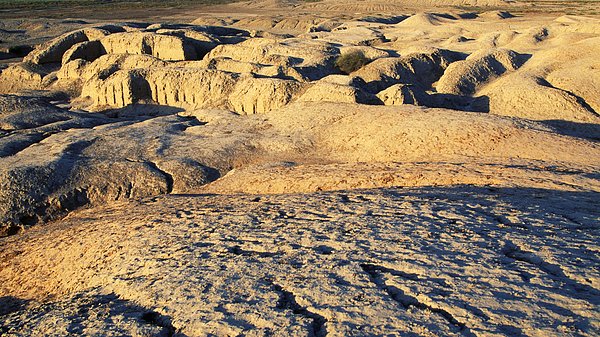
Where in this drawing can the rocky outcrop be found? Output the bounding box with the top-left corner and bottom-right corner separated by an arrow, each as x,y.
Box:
153,158 -> 220,194
304,21 -> 388,45
0,104 -> 230,236
0,158 -> 171,236
203,57 -> 307,81
19,23 -> 250,72
0,62 -> 51,93
77,59 -> 313,114
79,69 -> 144,108
0,94 -> 73,131
155,28 -> 219,58
481,74 -> 600,123
145,68 -> 237,108
204,37 -> 338,81
80,68 -> 238,110
99,32 -> 199,61
24,28 -> 110,64
65,53 -> 167,82
339,45 -> 392,61
228,76 -> 306,114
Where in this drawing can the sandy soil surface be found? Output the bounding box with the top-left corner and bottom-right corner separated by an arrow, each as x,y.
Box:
0,0 -> 598,336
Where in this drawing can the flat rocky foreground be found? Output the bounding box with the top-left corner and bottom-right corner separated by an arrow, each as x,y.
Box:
1,186 -> 598,336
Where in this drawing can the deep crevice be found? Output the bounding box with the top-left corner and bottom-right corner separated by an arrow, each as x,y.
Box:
270,282 -> 328,337
146,161 -> 174,194
360,263 -> 421,281
141,311 -> 176,337
229,245 -> 280,258
501,241 -> 600,305
360,263 -> 477,336
502,242 -> 564,278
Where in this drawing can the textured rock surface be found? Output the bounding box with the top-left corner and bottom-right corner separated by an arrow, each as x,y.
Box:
99,32 -> 198,61
1,186 -> 598,336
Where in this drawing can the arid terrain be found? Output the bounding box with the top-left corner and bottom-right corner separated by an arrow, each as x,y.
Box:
0,0 -> 599,336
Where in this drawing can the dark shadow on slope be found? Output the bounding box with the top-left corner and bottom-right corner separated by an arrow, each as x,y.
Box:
359,15 -> 409,24
457,12 -> 479,19
0,292 -> 182,336
100,103 -> 185,118
67,293 -> 179,336
428,93 -> 490,112
540,120 -> 600,141
0,28 -> 25,34
0,296 -> 30,316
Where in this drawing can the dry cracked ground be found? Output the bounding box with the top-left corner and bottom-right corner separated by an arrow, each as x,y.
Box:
0,0 -> 599,336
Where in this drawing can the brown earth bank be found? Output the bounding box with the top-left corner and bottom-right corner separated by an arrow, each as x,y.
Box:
0,0 -> 599,336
